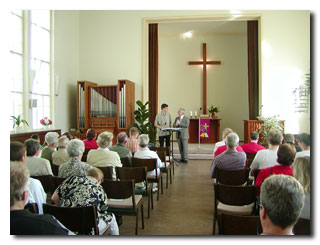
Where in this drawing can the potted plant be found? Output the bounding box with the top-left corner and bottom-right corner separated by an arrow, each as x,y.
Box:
208,105 -> 220,118
132,100 -> 157,146
11,115 -> 29,132
257,115 -> 284,146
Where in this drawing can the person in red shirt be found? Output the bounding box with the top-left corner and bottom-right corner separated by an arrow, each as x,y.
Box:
214,144 -> 244,158
255,143 -> 296,195
240,131 -> 266,154
83,129 -> 98,150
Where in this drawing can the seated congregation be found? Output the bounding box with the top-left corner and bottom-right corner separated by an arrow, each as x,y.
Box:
10,126 -> 310,235
10,127 -> 172,235
210,128 -> 310,235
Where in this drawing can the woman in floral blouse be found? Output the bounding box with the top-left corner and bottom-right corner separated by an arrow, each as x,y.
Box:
58,139 -> 91,178
52,167 -> 119,235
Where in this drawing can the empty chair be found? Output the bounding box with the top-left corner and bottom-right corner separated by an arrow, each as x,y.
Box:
97,166 -> 114,180
218,213 -> 261,235
102,179 -> 144,235
213,183 -> 258,235
216,168 -> 249,186
43,204 -> 99,235
150,147 -> 172,188
116,166 -> 153,218
131,158 -> 163,201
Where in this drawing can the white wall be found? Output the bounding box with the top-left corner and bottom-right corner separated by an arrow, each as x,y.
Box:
53,11 -> 79,133
53,10 -> 310,136
158,21 -> 248,139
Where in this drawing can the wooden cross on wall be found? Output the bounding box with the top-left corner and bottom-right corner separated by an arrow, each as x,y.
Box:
188,43 -> 221,114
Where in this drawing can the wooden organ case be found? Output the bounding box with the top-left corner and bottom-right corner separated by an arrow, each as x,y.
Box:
77,80 -> 135,138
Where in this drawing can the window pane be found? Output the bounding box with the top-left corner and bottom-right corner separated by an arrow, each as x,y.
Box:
10,12 -> 23,54
31,10 -> 50,30
30,59 -> 50,95
10,92 -> 23,121
31,94 -> 50,129
30,23 -> 50,62
11,10 -> 23,17
10,53 -> 23,92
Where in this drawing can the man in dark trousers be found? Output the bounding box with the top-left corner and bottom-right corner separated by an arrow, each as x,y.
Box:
173,108 -> 190,163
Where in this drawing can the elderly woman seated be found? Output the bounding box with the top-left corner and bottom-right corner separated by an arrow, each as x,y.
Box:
41,132 -> 59,164
52,167 -> 119,235
58,139 -> 91,178
52,136 -> 70,166
134,134 -> 165,177
87,131 -> 122,180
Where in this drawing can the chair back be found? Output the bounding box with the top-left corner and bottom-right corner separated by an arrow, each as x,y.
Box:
246,153 -> 256,168
97,166 -> 113,180
116,167 -> 148,185
24,203 -> 39,214
218,213 -> 262,235
120,157 -> 131,167
81,149 -> 90,162
52,176 -> 66,192
131,158 -> 158,174
216,168 -> 249,185
214,183 -> 257,207
43,204 -> 99,235
52,164 -> 60,176
294,218 -> 311,235
150,147 -> 167,162
102,179 -> 135,200
31,175 -> 54,193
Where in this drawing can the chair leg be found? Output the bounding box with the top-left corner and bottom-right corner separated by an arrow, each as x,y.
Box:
169,167 -> 172,184
148,192 -> 150,218
161,176 -> 163,194
150,183 -> 154,209
157,181 -> 160,201
166,171 -> 169,189
136,208 -> 139,235
141,205 -> 144,229
213,213 -> 217,235
172,160 -> 175,175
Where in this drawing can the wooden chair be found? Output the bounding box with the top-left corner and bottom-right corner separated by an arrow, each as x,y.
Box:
31,175 -> 54,193
150,147 -> 172,189
246,153 -> 256,168
81,149 -> 90,162
43,204 -> 99,235
215,168 -> 249,186
52,176 -> 66,192
97,166 -> 114,180
25,203 -> 39,214
120,157 -> 131,167
116,166 -> 153,218
102,179 -> 144,235
131,158 -> 163,201
218,213 -> 261,235
294,218 -> 311,235
213,183 -> 258,235
52,164 -> 60,176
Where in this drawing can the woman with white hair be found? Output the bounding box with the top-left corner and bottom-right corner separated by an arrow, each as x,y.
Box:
52,136 -> 70,166
41,132 -> 59,163
212,128 -> 233,155
58,139 -> 91,178
87,131 -> 122,180
134,134 -> 165,177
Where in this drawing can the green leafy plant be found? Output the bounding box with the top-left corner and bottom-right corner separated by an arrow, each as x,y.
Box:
208,105 -> 220,114
257,115 -> 284,146
133,100 -> 157,145
11,115 -> 29,128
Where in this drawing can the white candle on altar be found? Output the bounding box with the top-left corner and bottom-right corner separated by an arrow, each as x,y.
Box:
195,111 -> 197,117
190,111 -> 192,117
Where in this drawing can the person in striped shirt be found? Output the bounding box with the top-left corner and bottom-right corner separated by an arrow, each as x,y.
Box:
126,127 -> 140,155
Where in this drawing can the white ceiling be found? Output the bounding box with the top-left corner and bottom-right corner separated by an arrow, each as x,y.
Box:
159,21 -> 247,35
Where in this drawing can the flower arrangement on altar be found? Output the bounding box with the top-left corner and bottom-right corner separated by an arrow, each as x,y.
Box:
40,117 -> 52,126
208,105 -> 220,114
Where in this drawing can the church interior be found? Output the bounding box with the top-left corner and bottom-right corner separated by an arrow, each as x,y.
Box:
8,7 -> 312,237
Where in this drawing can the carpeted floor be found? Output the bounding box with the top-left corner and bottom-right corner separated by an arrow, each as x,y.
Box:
117,159 -> 214,236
